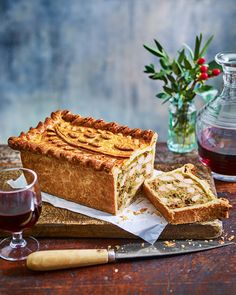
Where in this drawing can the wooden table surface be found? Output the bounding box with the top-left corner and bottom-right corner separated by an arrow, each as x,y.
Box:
0,143 -> 236,295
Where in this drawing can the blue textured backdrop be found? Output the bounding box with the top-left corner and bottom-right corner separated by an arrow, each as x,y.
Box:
0,0 -> 236,143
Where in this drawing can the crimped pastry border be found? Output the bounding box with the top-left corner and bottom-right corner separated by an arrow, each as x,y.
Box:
8,110 -> 157,172
61,110 -> 155,141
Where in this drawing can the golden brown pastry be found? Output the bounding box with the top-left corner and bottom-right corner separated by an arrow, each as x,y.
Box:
143,164 -> 232,224
8,110 -> 157,214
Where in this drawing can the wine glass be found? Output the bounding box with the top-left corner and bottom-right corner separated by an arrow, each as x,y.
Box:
0,168 -> 42,261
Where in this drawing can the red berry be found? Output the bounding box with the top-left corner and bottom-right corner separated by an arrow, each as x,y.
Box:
198,72 -> 208,80
197,57 -> 206,65
200,65 -> 208,73
212,68 -> 221,76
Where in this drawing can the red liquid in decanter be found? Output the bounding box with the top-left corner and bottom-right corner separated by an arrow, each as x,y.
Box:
198,126 -> 236,175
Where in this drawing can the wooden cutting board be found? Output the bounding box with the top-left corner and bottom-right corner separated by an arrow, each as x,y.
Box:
0,144 -> 223,240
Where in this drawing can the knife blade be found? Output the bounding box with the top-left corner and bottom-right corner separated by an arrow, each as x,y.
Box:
114,240 -> 233,260
26,240 -> 234,271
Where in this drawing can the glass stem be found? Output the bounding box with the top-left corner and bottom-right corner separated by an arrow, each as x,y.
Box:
10,232 -> 26,248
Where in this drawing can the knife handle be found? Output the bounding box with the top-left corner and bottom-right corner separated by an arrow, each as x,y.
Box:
27,249 -> 113,271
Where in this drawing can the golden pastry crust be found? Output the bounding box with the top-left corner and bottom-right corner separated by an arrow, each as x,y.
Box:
8,110 -> 156,172
8,110 -> 157,214
143,164 -> 232,224
21,151 -> 117,214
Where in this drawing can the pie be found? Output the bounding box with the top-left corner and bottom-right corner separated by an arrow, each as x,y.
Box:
8,110 -> 157,214
143,164 -> 231,224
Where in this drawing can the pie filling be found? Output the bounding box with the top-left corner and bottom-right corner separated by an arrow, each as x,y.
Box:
149,172 -> 215,209
116,146 -> 155,210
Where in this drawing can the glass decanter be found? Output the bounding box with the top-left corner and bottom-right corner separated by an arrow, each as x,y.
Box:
196,52 -> 236,182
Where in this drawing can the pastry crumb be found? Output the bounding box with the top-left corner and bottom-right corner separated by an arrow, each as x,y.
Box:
114,268 -> 119,273
140,207 -> 148,213
164,241 -> 176,247
120,215 -> 129,221
132,208 -> 148,216
228,235 -> 235,241
219,239 -> 225,245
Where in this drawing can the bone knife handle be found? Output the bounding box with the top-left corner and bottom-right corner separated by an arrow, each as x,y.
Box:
27,249 -> 115,271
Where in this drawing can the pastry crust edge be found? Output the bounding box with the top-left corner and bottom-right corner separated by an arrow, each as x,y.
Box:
8,110 -> 157,172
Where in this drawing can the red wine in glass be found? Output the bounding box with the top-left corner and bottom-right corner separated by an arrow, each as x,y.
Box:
0,168 -> 42,261
0,191 -> 42,233
197,126 -> 236,179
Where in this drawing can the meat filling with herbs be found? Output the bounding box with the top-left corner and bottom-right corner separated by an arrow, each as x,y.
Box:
116,148 -> 155,210
149,172 -> 215,209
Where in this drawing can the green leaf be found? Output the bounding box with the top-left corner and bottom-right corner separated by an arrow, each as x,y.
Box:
156,92 -> 169,99
163,86 -> 173,96
187,91 -> 196,100
167,74 -> 176,83
172,60 -> 181,75
199,35 -> 214,57
182,70 -> 192,84
184,57 -> 192,70
161,96 -> 172,104
149,72 -> 164,79
177,49 -> 185,64
143,44 -> 164,58
154,39 -> 163,52
194,34 -> 202,60
183,43 -> 194,59
162,76 -> 168,84
195,85 -> 213,93
149,71 -> 168,84
176,60 -> 184,74
160,58 -> 169,69
199,33 -> 203,45
208,60 -> 222,71
144,64 -> 155,73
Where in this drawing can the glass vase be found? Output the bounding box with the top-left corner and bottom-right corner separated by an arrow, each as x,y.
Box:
167,100 -> 197,153
196,52 -> 236,182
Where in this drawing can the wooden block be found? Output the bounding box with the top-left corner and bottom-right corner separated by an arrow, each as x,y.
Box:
0,201 -> 222,239
0,145 -> 223,240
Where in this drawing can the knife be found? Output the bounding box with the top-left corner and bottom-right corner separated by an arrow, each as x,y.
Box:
26,240 -> 234,271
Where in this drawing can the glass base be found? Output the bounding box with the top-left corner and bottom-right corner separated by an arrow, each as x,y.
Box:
212,172 -> 236,182
167,140 -> 197,153
0,236 -> 39,261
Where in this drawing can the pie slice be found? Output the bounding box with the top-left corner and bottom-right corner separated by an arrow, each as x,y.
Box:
8,110 -> 157,215
143,164 -> 231,224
